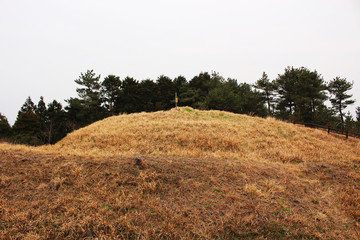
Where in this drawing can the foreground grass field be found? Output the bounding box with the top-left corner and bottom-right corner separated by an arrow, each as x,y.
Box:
1,107 -> 360,239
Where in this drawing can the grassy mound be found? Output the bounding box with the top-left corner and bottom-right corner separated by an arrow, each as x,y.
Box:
0,108 -> 360,239
54,107 -> 359,163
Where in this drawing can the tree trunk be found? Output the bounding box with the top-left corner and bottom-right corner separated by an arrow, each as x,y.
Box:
266,91 -> 271,114
339,101 -> 344,125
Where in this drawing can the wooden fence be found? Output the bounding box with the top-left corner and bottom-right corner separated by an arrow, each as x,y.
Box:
292,121 -> 360,139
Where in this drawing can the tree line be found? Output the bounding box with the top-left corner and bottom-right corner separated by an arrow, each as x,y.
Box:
0,67 -> 359,145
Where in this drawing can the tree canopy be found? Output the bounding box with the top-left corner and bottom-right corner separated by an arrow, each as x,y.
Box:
328,77 -> 355,125
2,68 -> 358,146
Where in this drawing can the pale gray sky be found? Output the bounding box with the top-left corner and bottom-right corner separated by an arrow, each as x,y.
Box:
1,0 -> 359,125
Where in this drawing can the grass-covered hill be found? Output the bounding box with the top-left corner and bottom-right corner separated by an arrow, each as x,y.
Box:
0,107 -> 359,239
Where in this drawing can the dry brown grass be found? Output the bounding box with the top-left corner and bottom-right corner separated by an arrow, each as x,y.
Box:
50,107 -> 360,162
0,107 -> 360,239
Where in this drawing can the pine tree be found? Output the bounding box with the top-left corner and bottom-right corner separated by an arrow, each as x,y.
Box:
101,75 -> 121,113
254,72 -> 275,114
156,75 -> 174,110
115,77 -> 140,113
66,70 -> 107,128
206,80 -> 239,113
36,96 -> 48,143
12,97 -> 42,145
0,113 -> 12,139
21,96 -> 37,112
47,100 -> 68,144
328,77 -> 355,125
274,67 -> 327,122
355,107 -> 360,131
75,70 -> 102,100
137,79 -> 158,112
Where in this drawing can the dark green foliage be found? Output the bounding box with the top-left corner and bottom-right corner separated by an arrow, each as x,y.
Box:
137,80 -> 158,112
156,75 -> 174,110
328,77 -> 355,125
254,72 -> 276,114
312,105 -> 338,127
11,97 -> 70,145
206,80 -> 239,112
344,112 -> 356,131
173,76 -> 187,94
178,88 -> 200,107
12,112 -> 42,145
65,97 -> 86,130
188,72 -> 222,108
8,68 -> 359,146
46,100 -> 68,144
66,70 -> 108,129
101,75 -> 121,113
274,67 -> 327,123
206,79 -> 267,117
21,96 -> 37,112
115,77 -> 140,113
12,99 -> 42,145
75,70 -> 101,99
173,76 -> 190,107
0,113 -> 12,139
237,83 -> 268,117
36,96 -> 48,143
36,96 -> 47,119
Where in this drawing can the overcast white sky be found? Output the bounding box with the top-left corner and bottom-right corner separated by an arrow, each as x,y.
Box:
1,0 -> 359,125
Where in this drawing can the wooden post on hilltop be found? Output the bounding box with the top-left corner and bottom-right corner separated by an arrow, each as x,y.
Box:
175,92 -> 178,110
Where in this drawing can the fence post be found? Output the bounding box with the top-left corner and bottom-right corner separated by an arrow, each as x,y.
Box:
346,131 -> 348,139
175,92 -> 178,110
328,127 -> 330,134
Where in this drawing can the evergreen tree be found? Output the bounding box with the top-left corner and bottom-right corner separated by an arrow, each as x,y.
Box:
65,97 -> 84,130
344,112 -> 356,131
173,76 -> 187,95
328,77 -> 355,125
21,96 -> 37,112
254,72 -> 275,114
312,105 -> 337,127
237,83 -> 267,117
75,70 -> 101,99
156,75 -> 174,110
0,113 -> 12,139
36,96 -> 48,143
66,70 -> 107,128
274,67 -> 327,122
115,77 -> 140,113
12,97 -> 42,145
47,100 -> 68,144
179,88 -> 200,107
206,80 -> 239,113
36,97 -> 47,118
274,67 -> 297,118
137,79 -> 158,112
188,72 -> 223,109
101,75 -> 121,113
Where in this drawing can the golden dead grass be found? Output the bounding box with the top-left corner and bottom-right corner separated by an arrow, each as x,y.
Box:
0,107 -> 360,239
49,107 -> 360,164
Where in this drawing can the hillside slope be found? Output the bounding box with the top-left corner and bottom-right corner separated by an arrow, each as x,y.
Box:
0,107 -> 360,239
54,107 -> 359,163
